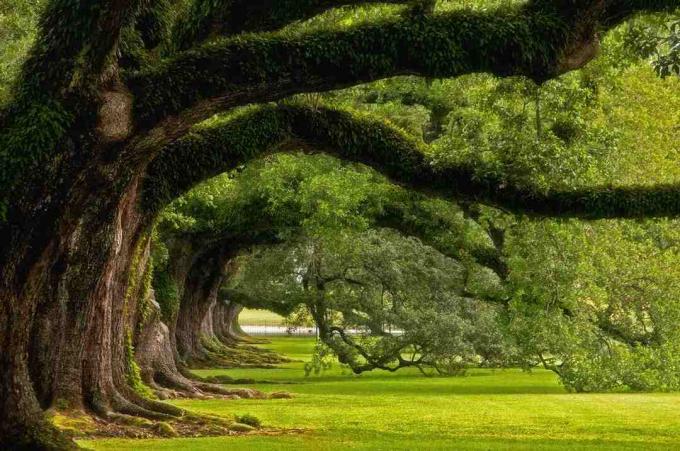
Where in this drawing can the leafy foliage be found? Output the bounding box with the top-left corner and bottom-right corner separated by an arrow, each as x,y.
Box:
232,229 -> 512,375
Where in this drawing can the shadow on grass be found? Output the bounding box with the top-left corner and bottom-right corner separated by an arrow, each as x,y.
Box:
219,372 -> 566,396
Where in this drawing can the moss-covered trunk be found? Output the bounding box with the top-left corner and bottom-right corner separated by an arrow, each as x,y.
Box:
0,156 -> 182,447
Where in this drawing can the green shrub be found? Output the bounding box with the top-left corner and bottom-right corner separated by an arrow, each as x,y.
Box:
235,414 -> 261,428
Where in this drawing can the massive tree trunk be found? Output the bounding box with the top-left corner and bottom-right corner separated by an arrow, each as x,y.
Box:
134,290 -> 262,401
0,83 -> 181,444
135,295 -> 202,400
173,243 -> 289,369
133,238 -> 264,399
0,169 -> 180,448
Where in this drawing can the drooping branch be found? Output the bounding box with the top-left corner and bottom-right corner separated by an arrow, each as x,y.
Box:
128,0 -> 678,131
142,104 -> 680,221
327,325 -> 423,373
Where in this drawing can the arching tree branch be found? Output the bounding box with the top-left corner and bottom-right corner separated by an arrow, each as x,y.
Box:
141,104 -> 680,221
128,0 -> 679,131
173,0 -> 414,50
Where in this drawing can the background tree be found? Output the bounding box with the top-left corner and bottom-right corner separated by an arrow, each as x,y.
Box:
146,151 -> 504,386
232,229 -> 511,375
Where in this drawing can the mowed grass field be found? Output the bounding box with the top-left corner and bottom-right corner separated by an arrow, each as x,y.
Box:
82,337 -> 680,450
237,308 -> 287,325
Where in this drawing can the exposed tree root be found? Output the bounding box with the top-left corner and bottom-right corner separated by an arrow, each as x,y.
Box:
47,407 -> 291,440
183,336 -> 291,369
93,390 -> 180,422
50,371 -> 288,441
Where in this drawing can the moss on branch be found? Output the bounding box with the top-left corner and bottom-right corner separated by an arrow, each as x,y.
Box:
142,104 -> 680,220
129,4 -> 566,127
128,0 -> 679,129
172,0 -> 413,50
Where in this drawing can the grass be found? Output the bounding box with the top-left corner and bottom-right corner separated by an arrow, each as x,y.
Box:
81,337 -> 680,450
238,309 -> 286,326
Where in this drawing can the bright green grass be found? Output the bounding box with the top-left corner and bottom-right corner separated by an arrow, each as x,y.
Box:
81,338 -> 680,450
238,308 -> 286,325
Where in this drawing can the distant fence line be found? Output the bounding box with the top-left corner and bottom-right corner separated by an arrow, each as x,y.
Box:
241,324 -> 318,336
240,323 -> 402,337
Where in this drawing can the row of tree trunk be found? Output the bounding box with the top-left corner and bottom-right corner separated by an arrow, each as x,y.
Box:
0,172 -> 270,448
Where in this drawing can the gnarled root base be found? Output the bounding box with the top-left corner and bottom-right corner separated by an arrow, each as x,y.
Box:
183,336 -> 291,370
142,341 -> 291,403
47,407 -> 267,440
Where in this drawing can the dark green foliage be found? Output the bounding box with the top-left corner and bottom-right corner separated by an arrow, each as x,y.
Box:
136,0 -> 175,50
129,4 -> 566,126
153,268 -> 180,324
142,107 -> 288,214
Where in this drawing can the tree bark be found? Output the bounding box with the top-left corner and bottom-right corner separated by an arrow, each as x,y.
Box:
133,289 -> 262,400
213,302 -> 245,344
175,246 -> 232,366
0,114 -> 181,446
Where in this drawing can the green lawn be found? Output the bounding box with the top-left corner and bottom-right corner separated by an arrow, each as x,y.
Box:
81,338 -> 680,450
238,308 -> 286,325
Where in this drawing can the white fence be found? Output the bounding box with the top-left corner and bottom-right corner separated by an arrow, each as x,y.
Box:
240,323 -> 402,337
241,324 -> 318,336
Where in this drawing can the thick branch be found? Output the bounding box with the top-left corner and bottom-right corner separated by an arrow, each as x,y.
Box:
173,0 -> 412,50
142,104 -> 680,220
22,0 -> 141,95
128,0 -> 678,131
